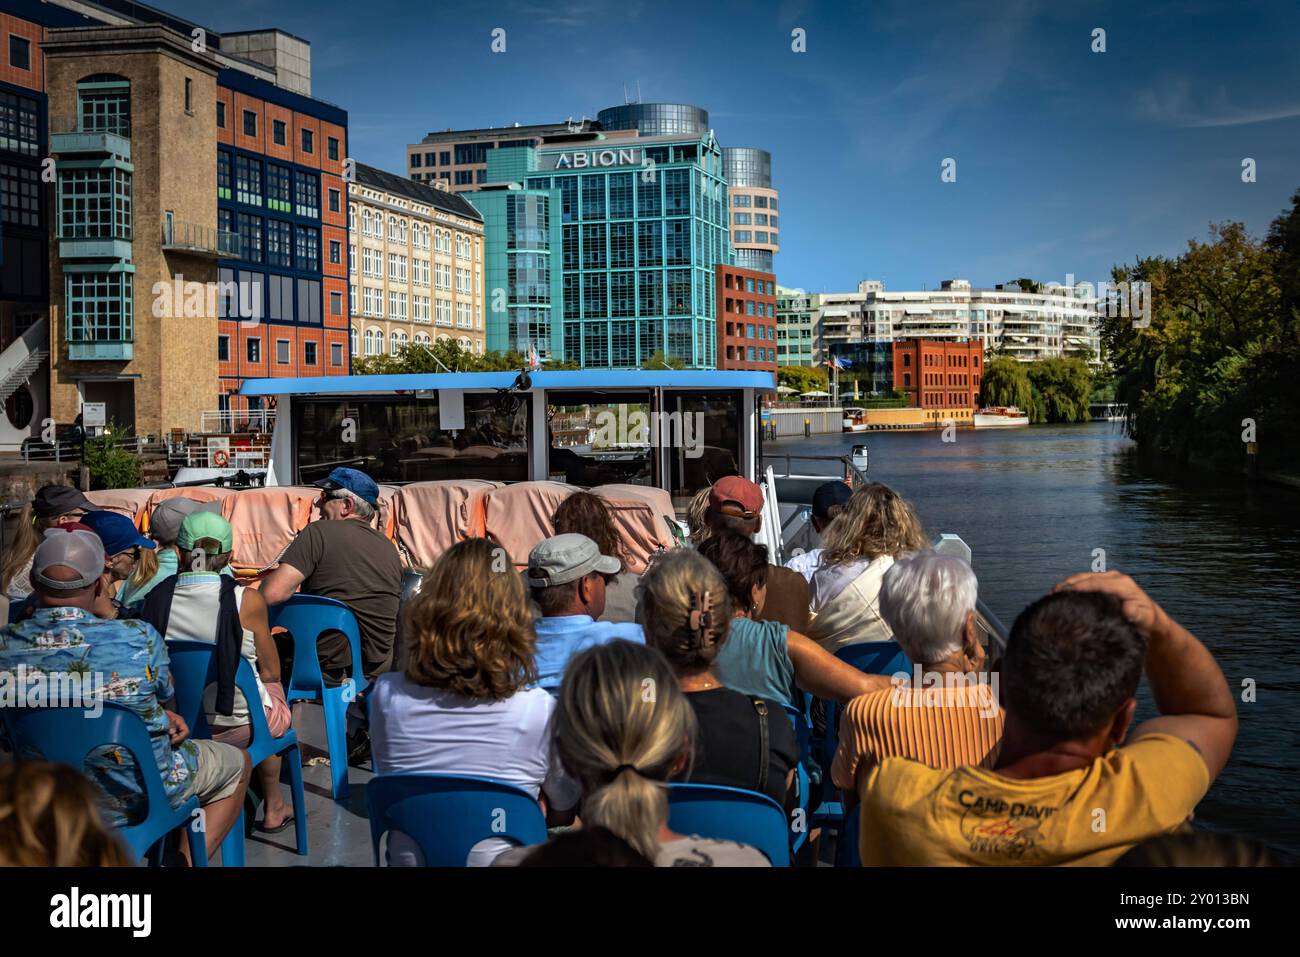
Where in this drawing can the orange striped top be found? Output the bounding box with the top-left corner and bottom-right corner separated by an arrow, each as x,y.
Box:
832,682 -> 1005,795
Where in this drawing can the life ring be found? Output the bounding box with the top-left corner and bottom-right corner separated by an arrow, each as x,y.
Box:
212,449 -> 230,467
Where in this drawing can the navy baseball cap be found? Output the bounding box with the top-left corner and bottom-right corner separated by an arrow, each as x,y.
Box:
313,467 -> 379,506
79,510 -> 156,557
812,481 -> 853,520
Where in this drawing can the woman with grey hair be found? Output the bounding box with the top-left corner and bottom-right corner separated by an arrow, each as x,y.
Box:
830,551 -> 1005,802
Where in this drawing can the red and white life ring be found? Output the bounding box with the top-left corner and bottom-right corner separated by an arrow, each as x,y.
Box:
212,449 -> 230,467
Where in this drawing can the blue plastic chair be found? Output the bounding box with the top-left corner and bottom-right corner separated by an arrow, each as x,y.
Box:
366,773 -> 548,867
815,641 -> 911,860
268,594 -> 367,801
781,702 -> 813,858
668,783 -> 792,866
166,639 -> 308,861
0,703 -> 207,866
8,597 -> 31,623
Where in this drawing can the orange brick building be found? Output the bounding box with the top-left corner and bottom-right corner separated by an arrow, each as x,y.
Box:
715,263 -> 777,371
892,338 -> 983,424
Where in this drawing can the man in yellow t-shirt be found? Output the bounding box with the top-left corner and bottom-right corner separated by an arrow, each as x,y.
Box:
859,571 -> 1237,866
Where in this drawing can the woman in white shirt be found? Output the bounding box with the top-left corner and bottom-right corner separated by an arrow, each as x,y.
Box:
807,483 -> 930,652
369,537 -> 580,866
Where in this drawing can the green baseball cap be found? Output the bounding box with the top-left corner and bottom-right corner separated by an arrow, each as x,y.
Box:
177,511 -> 234,554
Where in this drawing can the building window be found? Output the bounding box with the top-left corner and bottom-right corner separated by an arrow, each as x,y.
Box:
247,338 -> 261,362
218,335 -> 229,361
440,151 -> 450,165
276,339 -> 290,364
329,240 -> 341,265
331,342 -> 343,366
294,171 -> 320,218
328,136 -> 339,161
328,188 -> 340,213
301,128 -> 314,153
10,36 -> 31,71
295,226 -> 320,272
77,77 -> 130,135
272,119 -> 286,145
235,155 -> 262,206
65,272 -> 133,345
330,291 -> 342,315
266,219 -> 292,267
216,101 -> 225,128
266,164 -> 291,212
184,78 -> 193,113
304,341 -> 318,365
217,150 -> 232,200
454,170 -> 473,185
237,213 -> 263,263
58,167 -> 132,240
242,109 -> 257,137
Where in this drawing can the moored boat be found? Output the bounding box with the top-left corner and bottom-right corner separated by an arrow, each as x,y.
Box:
842,408 -> 869,432
973,406 -> 1029,428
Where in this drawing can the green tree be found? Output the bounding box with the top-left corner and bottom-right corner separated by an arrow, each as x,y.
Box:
980,355 -> 1034,410
777,365 -> 828,395
82,421 -> 141,490
1026,356 -> 1093,423
1009,277 -> 1041,293
644,350 -> 686,370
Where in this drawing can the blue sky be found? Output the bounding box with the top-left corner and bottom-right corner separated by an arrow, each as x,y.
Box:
168,0 -> 1300,293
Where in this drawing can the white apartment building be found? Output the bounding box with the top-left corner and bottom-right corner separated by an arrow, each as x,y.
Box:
817,279 -> 1101,364
348,163 -> 485,358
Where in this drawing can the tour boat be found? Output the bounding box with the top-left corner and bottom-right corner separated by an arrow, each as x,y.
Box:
973,406 -> 1030,428
65,369 -> 1007,866
842,408 -> 869,432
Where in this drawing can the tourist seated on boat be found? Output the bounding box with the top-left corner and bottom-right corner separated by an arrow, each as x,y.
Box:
7,520 -> 107,625
856,571 -> 1238,866
685,487 -> 712,545
2,484 -> 92,601
550,492 -> 640,623
369,538 -> 580,866
696,531 -> 888,709
637,548 -> 798,808
515,827 -> 653,867
527,533 -> 644,692
704,476 -> 811,632
1113,830 -> 1277,867
784,480 -> 853,583
132,512 -> 295,835
496,640 -> 771,867
0,761 -> 131,867
0,528 -> 251,862
832,552 -> 1004,803
80,510 -> 157,619
260,466 -> 402,690
808,483 -> 929,652
116,497 -> 223,606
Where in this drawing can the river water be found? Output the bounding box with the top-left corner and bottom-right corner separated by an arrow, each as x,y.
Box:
766,422 -> 1300,861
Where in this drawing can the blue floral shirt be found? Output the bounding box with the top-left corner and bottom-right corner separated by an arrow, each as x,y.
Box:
0,606 -> 200,825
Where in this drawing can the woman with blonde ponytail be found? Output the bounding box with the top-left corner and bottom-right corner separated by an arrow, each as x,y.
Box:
638,549 -> 798,808
2,485 -> 93,600
502,640 -> 770,867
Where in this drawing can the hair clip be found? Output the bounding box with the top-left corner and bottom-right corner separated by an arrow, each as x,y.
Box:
688,590 -> 714,641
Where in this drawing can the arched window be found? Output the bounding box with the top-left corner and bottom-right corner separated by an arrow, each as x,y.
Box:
390,331 -> 400,355
362,210 -> 372,234
350,326 -> 357,356
364,328 -> 381,356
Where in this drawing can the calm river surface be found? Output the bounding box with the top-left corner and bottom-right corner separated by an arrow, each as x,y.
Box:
766,422 -> 1300,861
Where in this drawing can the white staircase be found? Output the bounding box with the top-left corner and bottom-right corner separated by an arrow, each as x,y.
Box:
0,318 -> 49,406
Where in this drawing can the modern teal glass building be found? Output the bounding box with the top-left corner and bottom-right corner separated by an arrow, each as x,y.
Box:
472,129 -> 731,368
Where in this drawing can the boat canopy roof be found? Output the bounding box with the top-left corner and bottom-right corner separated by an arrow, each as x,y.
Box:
237,369 -> 778,397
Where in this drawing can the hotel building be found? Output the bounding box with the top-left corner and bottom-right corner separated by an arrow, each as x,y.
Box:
716,264 -> 776,371
348,162 -> 485,359
406,118 -> 603,193
721,147 -> 778,273
472,126 -> 731,368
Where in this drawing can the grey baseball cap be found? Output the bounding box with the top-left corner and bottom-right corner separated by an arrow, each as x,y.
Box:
33,528 -> 106,591
526,533 -> 621,588
149,497 -> 221,545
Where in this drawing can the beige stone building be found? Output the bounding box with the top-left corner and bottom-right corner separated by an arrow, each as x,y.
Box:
348,164 -> 485,358
44,25 -> 221,437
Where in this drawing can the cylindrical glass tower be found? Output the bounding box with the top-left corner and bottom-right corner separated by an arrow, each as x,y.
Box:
596,103 -> 709,137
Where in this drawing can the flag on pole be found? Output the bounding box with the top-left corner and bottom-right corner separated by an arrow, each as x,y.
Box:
528,344 -> 540,371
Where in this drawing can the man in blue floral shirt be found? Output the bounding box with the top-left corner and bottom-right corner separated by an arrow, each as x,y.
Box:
0,527 -> 249,861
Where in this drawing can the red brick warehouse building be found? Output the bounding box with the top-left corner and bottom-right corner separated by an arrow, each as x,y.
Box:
892,338 -> 983,425
217,69 -> 350,420
715,263 -> 776,371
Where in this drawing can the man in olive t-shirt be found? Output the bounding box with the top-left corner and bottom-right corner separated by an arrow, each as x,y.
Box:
260,468 -> 402,684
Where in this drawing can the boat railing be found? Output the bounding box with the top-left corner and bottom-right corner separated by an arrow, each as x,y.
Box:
762,452 -> 869,487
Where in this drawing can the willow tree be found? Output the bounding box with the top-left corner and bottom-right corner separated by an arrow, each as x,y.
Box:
980,355 -> 1034,409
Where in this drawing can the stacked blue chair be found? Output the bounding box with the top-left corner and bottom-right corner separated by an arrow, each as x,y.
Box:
813,640 -> 910,866
667,783 -> 791,866
268,594 -> 367,801
366,773 -> 548,866
1,703 -> 207,866
166,639 -> 309,863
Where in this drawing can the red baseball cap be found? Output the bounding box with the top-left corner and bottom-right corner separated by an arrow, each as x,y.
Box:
709,475 -> 764,514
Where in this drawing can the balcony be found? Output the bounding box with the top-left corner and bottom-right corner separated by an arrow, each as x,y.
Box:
162,219 -> 240,259
68,340 -> 133,361
49,115 -> 131,162
58,227 -> 133,262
